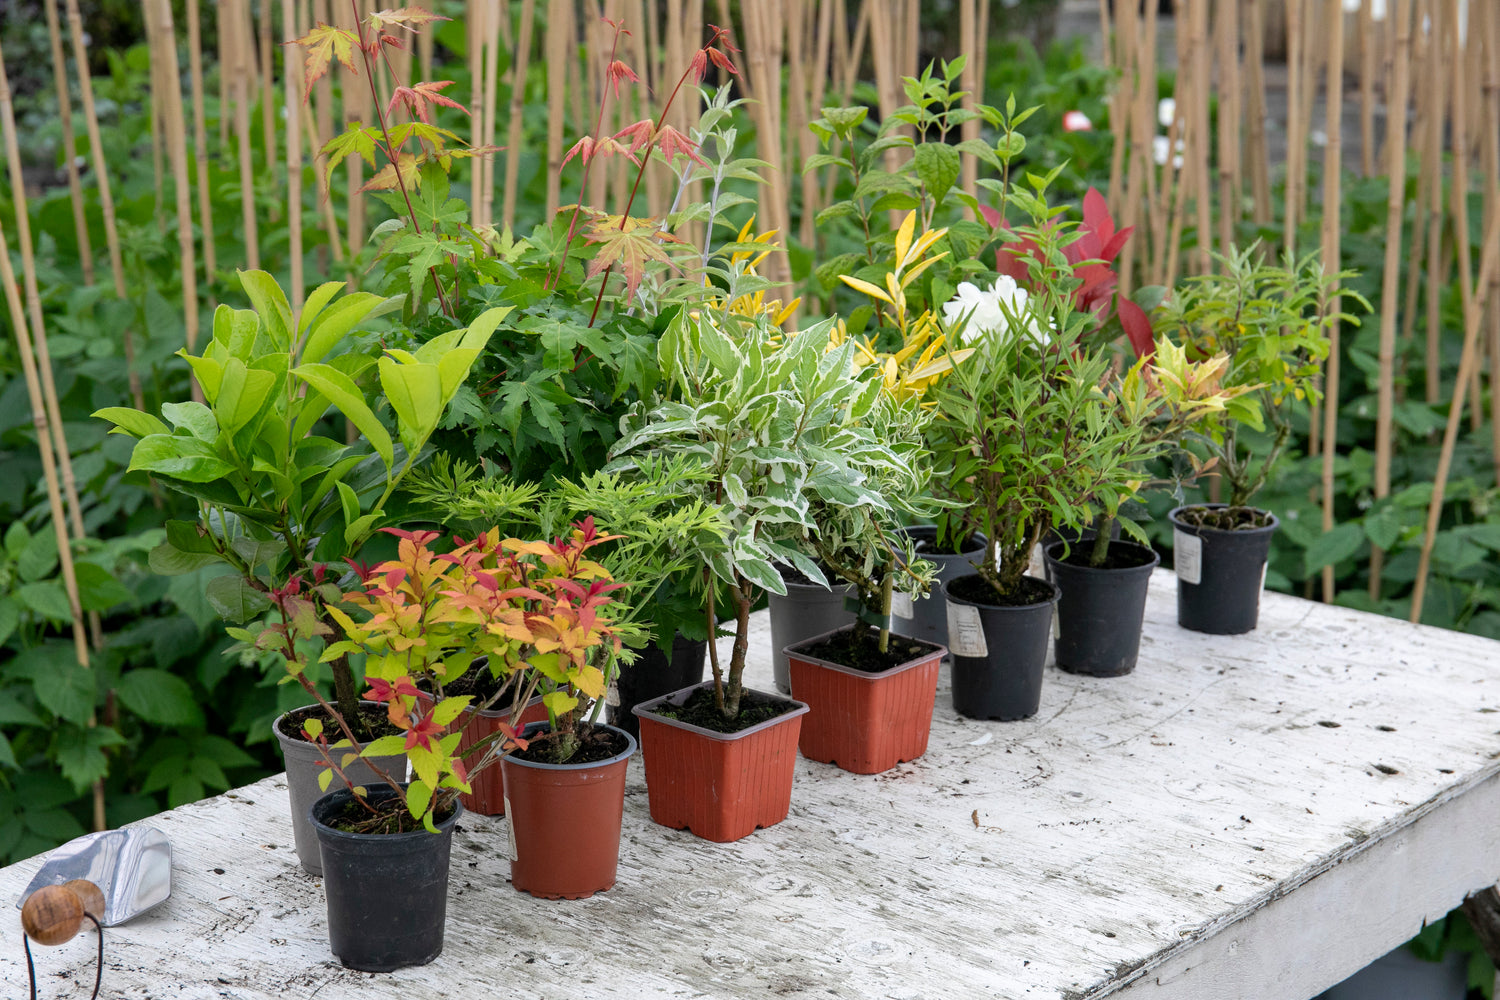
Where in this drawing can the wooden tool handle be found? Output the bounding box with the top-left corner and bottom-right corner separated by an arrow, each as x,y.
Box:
20,880 -> 103,946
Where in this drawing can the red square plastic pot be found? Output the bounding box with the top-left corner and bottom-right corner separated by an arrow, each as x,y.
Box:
632,682 -> 809,843
785,625 -> 945,774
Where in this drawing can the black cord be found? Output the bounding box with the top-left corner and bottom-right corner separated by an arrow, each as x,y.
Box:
23,933 -> 37,1000
85,915 -> 102,1000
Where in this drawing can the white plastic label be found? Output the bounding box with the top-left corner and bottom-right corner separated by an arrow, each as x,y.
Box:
890,592 -> 914,620
1174,528 -> 1202,585
1259,560 -> 1269,593
946,603 -> 988,658
605,677 -> 620,707
504,800 -> 516,860
1052,606 -> 1061,640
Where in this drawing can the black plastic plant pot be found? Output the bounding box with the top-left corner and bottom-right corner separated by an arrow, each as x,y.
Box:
891,527 -> 986,650
942,574 -> 1059,721
607,632 -> 708,739
1044,539 -> 1161,677
768,572 -> 854,694
310,784 -> 461,973
1169,504 -> 1280,635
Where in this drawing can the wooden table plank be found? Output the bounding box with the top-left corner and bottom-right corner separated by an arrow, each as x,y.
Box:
4,570 -> 1498,999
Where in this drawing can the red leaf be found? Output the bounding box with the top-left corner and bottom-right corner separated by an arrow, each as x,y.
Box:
606,59 -> 640,98
1118,296 -> 1155,359
613,118 -> 656,154
1099,225 -> 1133,264
387,80 -> 469,125
1081,187 -> 1115,244
654,124 -> 705,167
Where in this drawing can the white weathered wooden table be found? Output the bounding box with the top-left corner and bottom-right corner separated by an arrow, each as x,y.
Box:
5,570 -> 1500,999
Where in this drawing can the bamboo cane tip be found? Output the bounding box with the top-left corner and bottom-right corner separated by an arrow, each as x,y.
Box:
20,885 -> 84,946
63,879 -> 106,920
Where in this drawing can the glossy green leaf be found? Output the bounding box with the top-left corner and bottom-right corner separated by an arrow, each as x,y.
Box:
204,574 -> 272,623
377,357 -> 443,453
92,407 -> 170,439
160,401 -> 219,442
291,364 -> 394,470
237,269 -> 294,351
128,434 -> 236,483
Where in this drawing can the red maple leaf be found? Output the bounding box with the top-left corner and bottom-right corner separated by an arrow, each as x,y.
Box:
583,216 -> 683,301
388,80 -> 469,124
654,124 -> 705,167
607,59 -> 640,98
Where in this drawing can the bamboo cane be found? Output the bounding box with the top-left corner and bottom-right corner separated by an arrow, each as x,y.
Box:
339,0 -> 365,264
1244,0 -> 1272,225
146,0 -> 202,360
481,0 -> 503,228
1482,0 -> 1500,482
283,0 -> 304,312
228,0 -> 261,270
1447,0 -> 1480,436
1285,0 -> 1305,249
62,0 -> 141,410
1188,0 -> 1212,273
786,0 -> 813,242
467,0 -> 482,223
1115,0 -> 1143,288
545,0 -> 569,220
1411,207 -> 1500,622
44,0 -> 95,285
1423,1 -> 1448,407
1370,0 -> 1413,601
187,0 -> 218,282
146,8 -> 166,231
626,0 -> 658,219
960,0 -> 982,217
259,0 -> 278,205
741,0 -> 791,284
1216,1 -> 1240,262
2,51 -> 90,544
1359,0 -> 1375,177
501,0 -> 537,229
0,212 -> 101,830
1318,0 -> 1345,603
1138,0 -> 1160,282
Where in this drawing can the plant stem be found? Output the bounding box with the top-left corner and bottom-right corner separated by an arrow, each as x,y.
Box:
1088,511 -> 1115,568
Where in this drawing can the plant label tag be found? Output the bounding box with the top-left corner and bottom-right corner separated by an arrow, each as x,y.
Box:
606,677 -> 620,707
947,603 -> 988,658
891,592 -> 914,620
1174,528 -> 1202,585
1260,560 -> 1269,593
504,799 -> 516,860
1052,606 -> 1061,640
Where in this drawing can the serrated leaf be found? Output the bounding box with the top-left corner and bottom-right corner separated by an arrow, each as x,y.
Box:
913,141 -> 962,207
290,23 -> 360,101
74,563 -> 134,611
32,657 -> 95,724
18,581 -> 74,621
55,726 -> 126,791
1303,523 -> 1364,575
17,527 -> 58,582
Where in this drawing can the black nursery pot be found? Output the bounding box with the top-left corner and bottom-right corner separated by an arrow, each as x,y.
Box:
768,571 -> 855,694
608,632 -> 708,739
891,526 -> 986,649
943,574 -> 1059,721
1169,504 -> 1280,635
311,785 -> 461,973
1044,539 -> 1160,677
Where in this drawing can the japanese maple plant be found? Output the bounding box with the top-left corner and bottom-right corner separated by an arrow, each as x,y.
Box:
306,520 -> 625,832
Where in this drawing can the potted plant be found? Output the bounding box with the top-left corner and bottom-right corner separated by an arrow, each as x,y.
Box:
94,269 -> 501,873
610,311 -> 901,841
924,117 -> 1153,720
326,520 -> 635,904
779,382 -> 947,775
1151,245 -> 1359,634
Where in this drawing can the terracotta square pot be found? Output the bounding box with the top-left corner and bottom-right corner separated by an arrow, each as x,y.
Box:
785,625 -> 945,774
632,682 -> 809,843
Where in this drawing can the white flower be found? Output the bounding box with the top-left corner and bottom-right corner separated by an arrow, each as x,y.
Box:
941,276 -> 1045,348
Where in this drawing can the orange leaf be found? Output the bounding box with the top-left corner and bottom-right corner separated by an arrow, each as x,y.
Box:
289,23 -> 360,103
361,153 -> 420,192
368,6 -> 448,32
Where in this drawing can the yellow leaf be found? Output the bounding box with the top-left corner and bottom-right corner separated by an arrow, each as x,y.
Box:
572,665 -> 607,699
840,275 -> 893,305
893,211 -> 917,269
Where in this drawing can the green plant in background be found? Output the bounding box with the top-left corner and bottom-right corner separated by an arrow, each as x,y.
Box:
93,269 -> 500,729
1152,245 -> 1364,510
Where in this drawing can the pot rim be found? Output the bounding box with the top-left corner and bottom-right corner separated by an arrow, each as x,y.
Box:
272,700 -> 391,749
784,623 -> 946,681
942,572 -> 1059,610
309,782 -> 463,842
502,721 -> 638,771
1043,538 -> 1162,575
1168,503 -> 1280,536
632,680 -> 809,742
